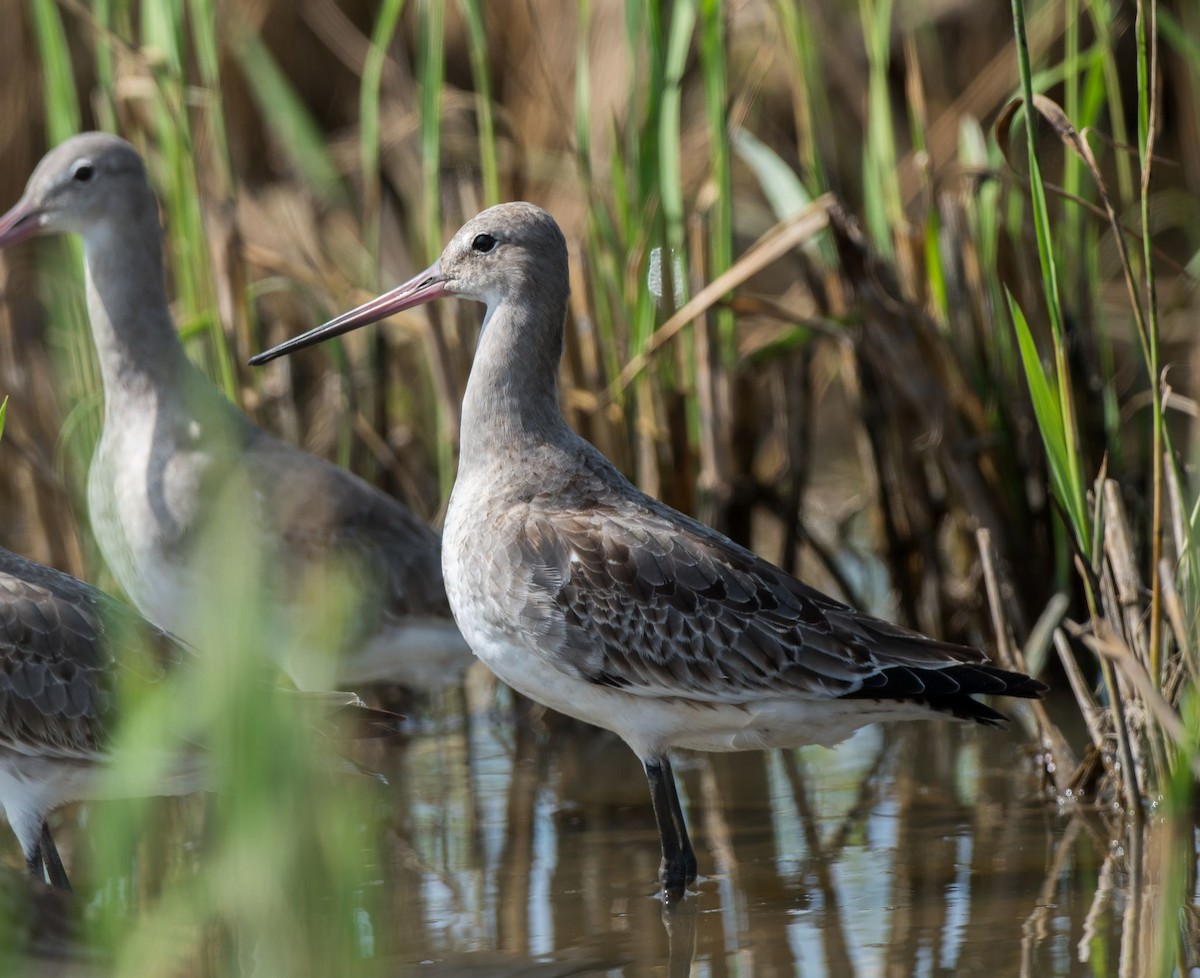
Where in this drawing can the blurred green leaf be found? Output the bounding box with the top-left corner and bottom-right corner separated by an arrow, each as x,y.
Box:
360,0 -> 408,270
29,0 -> 79,143
458,0 -> 500,206
417,0 -> 446,264
234,33 -> 348,206
1006,292 -> 1088,544
733,129 -> 812,220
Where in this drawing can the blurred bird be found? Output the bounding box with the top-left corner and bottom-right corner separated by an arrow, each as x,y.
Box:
0,133 -> 472,692
0,543 -> 394,891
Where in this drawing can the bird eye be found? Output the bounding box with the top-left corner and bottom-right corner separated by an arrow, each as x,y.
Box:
472,233 -> 497,253
71,161 -> 95,183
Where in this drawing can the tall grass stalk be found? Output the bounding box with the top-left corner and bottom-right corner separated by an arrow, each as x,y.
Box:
417,0 -> 445,266
859,0 -> 901,259
659,0 -> 694,274
1009,0 -> 1090,557
29,0 -> 98,478
1134,0 -> 1164,683
770,0 -> 830,194
234,33 -> 347,208
360,0 -> 407,272
415,0 -> 453,498
698,0 -> 733,361
141,0 -> 239,401
458,0 -> 500,207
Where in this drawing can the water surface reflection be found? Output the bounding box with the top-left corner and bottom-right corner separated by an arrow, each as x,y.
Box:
366,686 -> 1187,977
11,683 -> 1198,976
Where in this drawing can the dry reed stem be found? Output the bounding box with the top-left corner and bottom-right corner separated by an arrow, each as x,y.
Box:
598,195 -> 834,407
1157,558 -> 1192,687
1052,628 -> 1106,751
978,527 -> 1077,792
1083,625 -> 1196,776
1098,475 -> 1178,796
1101,655 -> 1144,811
1101,480 -> 1150,665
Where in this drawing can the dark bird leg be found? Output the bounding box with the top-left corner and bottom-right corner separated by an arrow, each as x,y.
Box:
643,755 -> 697,901
38,822 -> 72,891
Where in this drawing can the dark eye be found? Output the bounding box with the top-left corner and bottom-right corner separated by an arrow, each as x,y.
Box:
472,233 -> 497,253
71,161 -> 95,183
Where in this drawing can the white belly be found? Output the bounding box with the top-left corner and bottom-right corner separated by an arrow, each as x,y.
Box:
447,594 -> 931,760
0,749 -> 208,857
445,490 -> 944,758
88,423 -> 198,629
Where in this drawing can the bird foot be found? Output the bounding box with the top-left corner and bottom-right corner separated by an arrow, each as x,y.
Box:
659,856 -> 698,904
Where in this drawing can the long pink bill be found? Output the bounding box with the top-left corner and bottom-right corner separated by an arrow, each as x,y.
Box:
249,260 -> 449,365
0,198 -> 42,249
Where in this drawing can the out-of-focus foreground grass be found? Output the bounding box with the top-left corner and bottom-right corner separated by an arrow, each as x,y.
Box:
0,0 -> 1198,973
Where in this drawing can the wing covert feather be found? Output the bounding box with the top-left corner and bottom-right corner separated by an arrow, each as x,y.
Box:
509,493 -> 993,704
0,550 -> 179,759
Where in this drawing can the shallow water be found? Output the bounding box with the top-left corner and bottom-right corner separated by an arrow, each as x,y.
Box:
9,682 -> 1199,977
331,689 -> 1198,975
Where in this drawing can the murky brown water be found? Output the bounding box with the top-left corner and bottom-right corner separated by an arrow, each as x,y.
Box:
9,680 -> 1198,977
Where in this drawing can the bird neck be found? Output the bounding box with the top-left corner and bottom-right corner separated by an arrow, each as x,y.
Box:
80,209 -> 193,407
458,288 -> 572,465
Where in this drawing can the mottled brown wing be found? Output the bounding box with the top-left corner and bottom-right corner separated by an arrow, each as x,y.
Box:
0,549 -> 180,759
512,492 -> 1011,706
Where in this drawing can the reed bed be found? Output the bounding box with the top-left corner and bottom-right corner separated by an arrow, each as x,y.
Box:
0,0 -> 1197,973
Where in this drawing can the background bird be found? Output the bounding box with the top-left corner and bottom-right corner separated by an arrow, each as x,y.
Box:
0,132 -> 472,694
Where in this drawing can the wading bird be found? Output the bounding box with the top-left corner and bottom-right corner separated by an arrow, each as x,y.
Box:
250,202 -> 1046,902
0,133 -> 471,692
0,544 -> 390,890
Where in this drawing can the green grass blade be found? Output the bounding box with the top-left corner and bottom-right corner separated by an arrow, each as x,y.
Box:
417,0 -> 446,264
234,32 -> 348,207
360,0 -> 408,272
771,0 -> 831,194
1010,0 -> 1089,556
699,0 -> 734,359
1007,292 -> 1088,546
859,0 -> 900,257
659,0 -> 696,273
458,0 -> 500,206
732,129 -> 811,218
574,0 -> 593,175
92,0 -> 118,131
29,0 -> 80,142
187,0 -> 235,194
